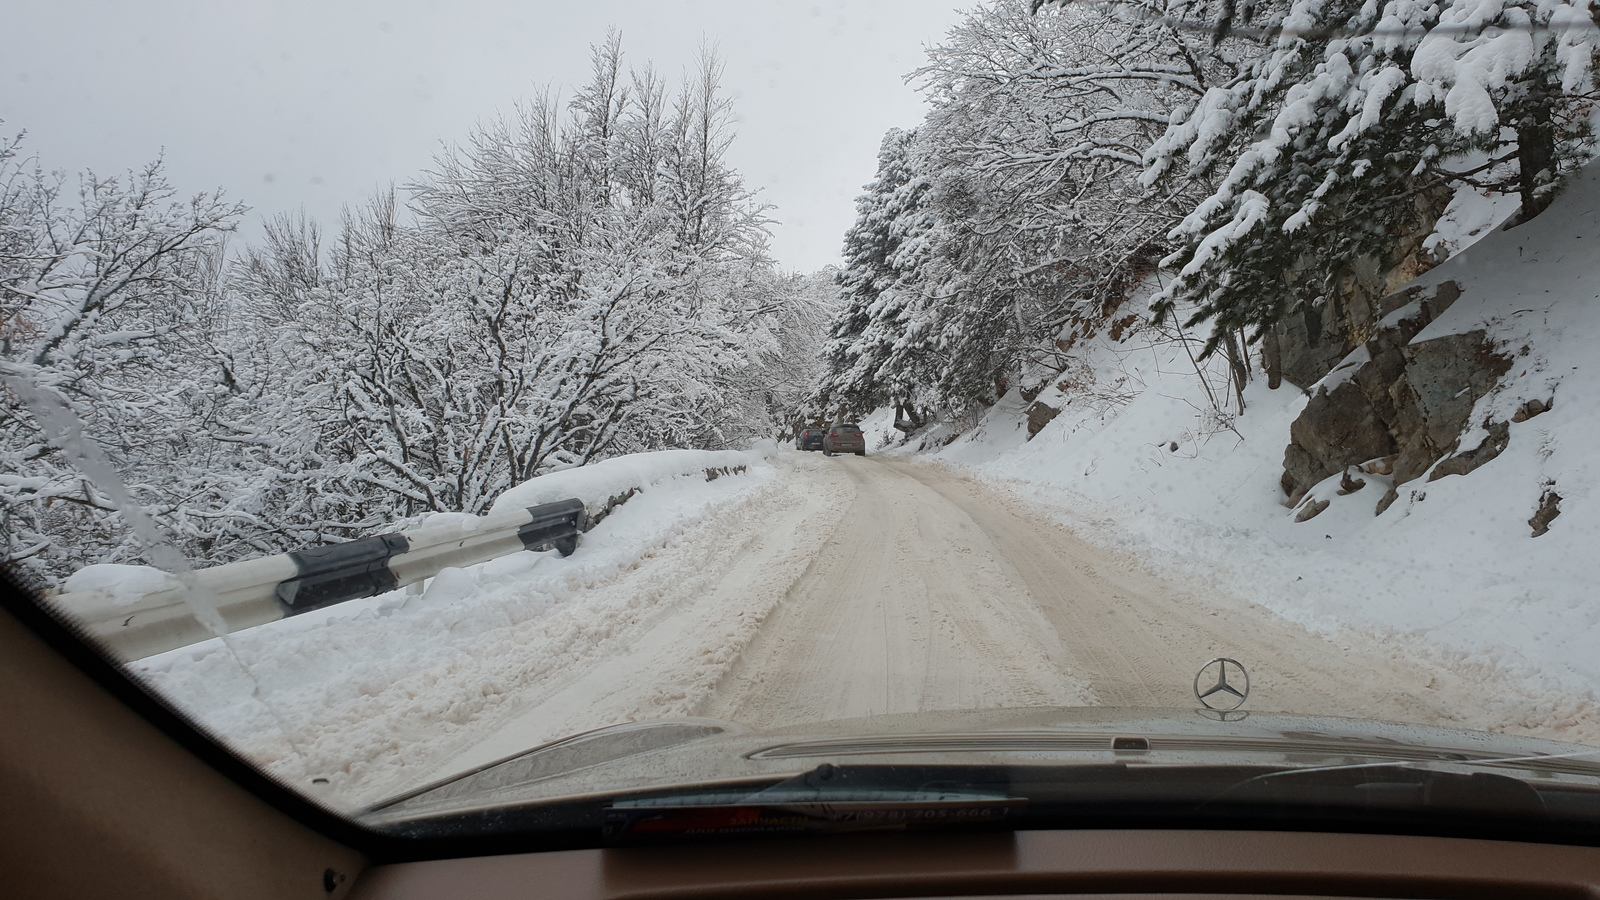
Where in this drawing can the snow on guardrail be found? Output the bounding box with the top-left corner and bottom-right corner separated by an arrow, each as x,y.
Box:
488,448 -> 753,524
52,448 -> 761,660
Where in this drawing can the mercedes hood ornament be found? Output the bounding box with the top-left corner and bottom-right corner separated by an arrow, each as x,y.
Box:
1195,657 -> 1250,711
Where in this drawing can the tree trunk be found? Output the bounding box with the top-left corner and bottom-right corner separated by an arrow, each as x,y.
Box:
1261,326 -> 1282,390
893,401 -> 919,435
1222,329 -> 1248,412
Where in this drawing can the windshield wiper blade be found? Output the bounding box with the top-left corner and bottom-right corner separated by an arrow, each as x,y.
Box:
602,764 -> 1026,840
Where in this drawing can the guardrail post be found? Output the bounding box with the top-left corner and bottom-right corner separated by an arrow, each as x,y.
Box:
275,532 -> 411,615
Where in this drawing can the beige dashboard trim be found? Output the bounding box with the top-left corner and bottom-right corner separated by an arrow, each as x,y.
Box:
0,606 -> 365,900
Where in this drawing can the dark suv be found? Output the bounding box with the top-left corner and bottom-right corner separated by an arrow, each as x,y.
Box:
823,423 -> 866,457
796,427 -> 827,451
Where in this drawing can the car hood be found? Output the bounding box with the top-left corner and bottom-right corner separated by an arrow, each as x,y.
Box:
363,706 -> 1600,825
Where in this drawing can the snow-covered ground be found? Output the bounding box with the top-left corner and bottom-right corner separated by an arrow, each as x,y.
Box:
110,167 -> 1600,816
919,162 -> 1600,723
387,449 -> 1597,811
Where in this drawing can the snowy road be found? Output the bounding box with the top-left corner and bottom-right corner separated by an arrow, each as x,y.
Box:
701,456 -> 1090,725
423,451 -> 1588,790
703,456 -> 1488,726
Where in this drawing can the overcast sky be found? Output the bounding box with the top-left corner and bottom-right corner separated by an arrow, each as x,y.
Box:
4,1 -> 970,273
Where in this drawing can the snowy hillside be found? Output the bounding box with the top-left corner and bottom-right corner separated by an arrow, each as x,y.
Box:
921,160 -> 1600,713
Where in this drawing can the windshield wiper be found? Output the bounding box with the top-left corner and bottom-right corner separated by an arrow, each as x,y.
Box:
603,764 -> 1025,840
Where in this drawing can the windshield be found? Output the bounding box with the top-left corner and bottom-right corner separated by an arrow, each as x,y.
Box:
5,0 -> 1600,848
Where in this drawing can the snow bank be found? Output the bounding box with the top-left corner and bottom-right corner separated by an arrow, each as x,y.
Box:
128,446 -> 775,808
929,164 -> 1600,727
58,447 -> 770,621
488,447 -> 764,516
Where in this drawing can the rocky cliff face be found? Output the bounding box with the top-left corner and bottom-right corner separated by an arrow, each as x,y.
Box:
1280,278 -> 1526,516
1262,183 -> 1457,393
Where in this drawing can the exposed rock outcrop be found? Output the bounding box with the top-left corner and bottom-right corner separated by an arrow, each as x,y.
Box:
1264,186 -> 1456,391
1427,422 -> 1510,482
1280,280 -> 1513,509
1025,401 -> 1061,438
1512,397 -> 1552,423
1530,487 -> 1562,537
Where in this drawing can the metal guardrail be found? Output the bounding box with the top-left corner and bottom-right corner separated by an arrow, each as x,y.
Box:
53,498 -> 587,661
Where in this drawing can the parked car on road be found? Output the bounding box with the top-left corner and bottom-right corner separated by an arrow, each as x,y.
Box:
823,422 -> 866,456
796,427 -> 827,452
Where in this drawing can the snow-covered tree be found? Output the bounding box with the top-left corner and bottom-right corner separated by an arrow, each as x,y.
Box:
814,0 -> 1242,416
0,131 -> 247,584
921,0 -> 1247,394
716,268 -> 838,440
263,93 -> 755,516
1142,0 -> 1600,350
233,38 -> 798,524
809,128 -> 940,422
1,36 -> 825,585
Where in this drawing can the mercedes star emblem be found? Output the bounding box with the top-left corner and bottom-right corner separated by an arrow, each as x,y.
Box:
1194,657 -> 1250,711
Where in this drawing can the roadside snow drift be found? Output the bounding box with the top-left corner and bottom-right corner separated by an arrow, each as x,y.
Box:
129,447 -> 775,807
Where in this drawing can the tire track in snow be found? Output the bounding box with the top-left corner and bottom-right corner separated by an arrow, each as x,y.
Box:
700,455 -> 1091,727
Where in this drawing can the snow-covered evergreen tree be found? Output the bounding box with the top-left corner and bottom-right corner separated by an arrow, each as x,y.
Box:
1142,0 -> 1600,349
814,0 -> 1241,416
809,128 -> 939,422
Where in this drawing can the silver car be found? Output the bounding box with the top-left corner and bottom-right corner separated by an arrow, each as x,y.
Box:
822,423 -> 866,456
